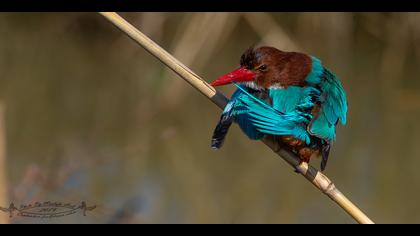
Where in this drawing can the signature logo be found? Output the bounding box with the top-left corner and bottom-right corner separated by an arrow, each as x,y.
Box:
0,201 -> 96,218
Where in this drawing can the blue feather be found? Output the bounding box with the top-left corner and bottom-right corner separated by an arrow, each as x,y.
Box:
317,68 -> 347,126
305,56 -> 323,84
269,86 -> 320,113
224,85 -> 265,140
305,57 -> 348,141
232,83 -> 312,144
308,108 -> 336,141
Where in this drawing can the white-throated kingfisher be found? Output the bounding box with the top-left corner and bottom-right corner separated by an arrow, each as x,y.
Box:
210,46 -> 348,171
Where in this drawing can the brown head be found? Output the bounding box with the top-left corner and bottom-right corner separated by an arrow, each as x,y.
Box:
211,46 -> 312,89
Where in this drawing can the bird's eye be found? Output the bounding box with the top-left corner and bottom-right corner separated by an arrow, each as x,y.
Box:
257,64 -> 267,71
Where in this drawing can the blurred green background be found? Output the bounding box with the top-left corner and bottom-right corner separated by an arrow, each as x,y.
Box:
0,12 -> 419,223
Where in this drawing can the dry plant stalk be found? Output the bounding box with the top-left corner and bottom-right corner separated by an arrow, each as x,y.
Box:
161,12 -> 239,106
0,103 -> 8,224
99,12 -> 374,224
242,13 -> 302,52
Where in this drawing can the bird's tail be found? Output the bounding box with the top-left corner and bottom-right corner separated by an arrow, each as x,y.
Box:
211,115 -> 233,149
320,143 -> 331,171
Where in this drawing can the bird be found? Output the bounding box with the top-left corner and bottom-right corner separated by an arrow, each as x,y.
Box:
210,46 -> 347,171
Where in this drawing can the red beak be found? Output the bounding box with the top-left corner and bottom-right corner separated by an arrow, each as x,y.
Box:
211,67 -> 255,87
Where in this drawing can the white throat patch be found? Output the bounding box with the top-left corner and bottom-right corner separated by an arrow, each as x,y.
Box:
240,81 -> 263,90
268,83 -> 285,90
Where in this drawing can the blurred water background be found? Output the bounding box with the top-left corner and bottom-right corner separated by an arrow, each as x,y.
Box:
0,12 -> 419,223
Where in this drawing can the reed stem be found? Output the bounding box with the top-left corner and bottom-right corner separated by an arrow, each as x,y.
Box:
0,103 -> 8,224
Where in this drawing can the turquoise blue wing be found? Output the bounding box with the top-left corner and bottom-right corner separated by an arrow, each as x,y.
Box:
269,86 -> 320,113
233,84 -> 312,144
319,68 -> 348,126
226,87 -> 264,140
308,108 -> 336,141
305,56 -> 348,141
211,87 -> 265,149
